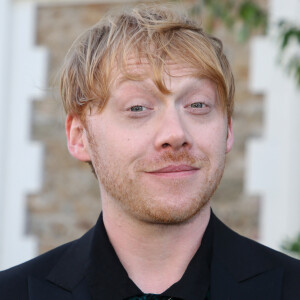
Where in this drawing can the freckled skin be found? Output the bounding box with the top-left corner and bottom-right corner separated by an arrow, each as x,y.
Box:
84,63 -> 233,225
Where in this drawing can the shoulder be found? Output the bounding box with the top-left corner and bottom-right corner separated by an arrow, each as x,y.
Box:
235,227 -> 300,270
0,225 -> 94,299
241,234 -> 300,293
211,212 -> 300,297
0,240 -> 74,298
247,233 -> 300,265
212,211 -> 300,268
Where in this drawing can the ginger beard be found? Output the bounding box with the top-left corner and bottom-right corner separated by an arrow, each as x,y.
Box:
86,131 -> 226,225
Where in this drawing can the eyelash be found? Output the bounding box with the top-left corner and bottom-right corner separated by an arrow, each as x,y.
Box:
129,105 -> 147,112
129,102 -> 207,109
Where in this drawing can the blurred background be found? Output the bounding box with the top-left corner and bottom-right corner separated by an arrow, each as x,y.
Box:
1,0 -> 300,270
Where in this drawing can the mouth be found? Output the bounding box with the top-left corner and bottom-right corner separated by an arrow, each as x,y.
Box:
147,164 -> 200,178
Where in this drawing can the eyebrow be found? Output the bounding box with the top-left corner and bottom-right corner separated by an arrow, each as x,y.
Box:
115,77 -> 163,99
175,78 -> 216,100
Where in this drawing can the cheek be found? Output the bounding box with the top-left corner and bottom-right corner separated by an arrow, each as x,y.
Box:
117,124 -> 154,152
195,124 -> 228,157
99,128 -> 151,167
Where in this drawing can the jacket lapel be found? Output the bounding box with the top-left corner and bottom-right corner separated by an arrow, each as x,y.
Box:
210,213 -> 283,300
28,276 -> 91,300
28,228 -> 94,300
28,276 -> 72,300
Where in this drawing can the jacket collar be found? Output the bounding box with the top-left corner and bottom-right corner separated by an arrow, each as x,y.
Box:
211,212 -> 276,281
46,227 -> 94,291
28,227 -> 94,300
29,211 -> 284,300
210,212 -> 283,300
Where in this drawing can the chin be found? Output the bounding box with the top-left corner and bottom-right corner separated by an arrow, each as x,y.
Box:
131,196 -> 209,225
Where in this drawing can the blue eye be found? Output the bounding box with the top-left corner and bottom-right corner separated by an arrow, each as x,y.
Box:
130,105 -> 146,112
190,102 -> 205,108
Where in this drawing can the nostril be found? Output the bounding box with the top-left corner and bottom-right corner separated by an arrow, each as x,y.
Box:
162,143 -> 170,148
182,142 -> 188,147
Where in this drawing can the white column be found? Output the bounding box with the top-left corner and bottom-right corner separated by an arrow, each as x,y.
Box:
0,1 -> 48,270
246,0 -> 300,250
0,0 -> 13,269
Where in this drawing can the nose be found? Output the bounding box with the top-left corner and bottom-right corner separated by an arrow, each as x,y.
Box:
154,107 -> 192,151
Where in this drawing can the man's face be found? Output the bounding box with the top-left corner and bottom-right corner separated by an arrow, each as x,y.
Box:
79,62 -> 233,224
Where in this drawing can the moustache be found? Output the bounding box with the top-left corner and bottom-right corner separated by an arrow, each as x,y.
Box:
134,150 -> 209,172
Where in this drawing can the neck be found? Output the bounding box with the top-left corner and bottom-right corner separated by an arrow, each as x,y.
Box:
102,199 -> 211,294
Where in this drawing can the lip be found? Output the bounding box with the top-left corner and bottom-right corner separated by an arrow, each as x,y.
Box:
147,164 -> 199,178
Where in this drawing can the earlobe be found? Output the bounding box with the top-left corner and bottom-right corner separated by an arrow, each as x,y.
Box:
226,117 -> 234,153
66,114 -> 91,161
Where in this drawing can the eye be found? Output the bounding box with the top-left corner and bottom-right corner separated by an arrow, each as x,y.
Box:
129,105 -> 147,112
190,102 -> 206,108
185,101 -> 210,115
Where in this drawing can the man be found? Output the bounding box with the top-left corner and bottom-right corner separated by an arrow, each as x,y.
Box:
1,4 -> 300,300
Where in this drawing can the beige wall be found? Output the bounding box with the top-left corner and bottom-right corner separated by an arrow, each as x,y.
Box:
28,2 -> 263,254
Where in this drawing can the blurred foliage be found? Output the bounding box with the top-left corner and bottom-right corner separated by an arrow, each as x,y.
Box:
189,0 -> 267,42
279,21 -> 300,49
278,21 -> 300,86
182,0 -> 300,87
282,234 -> 300,258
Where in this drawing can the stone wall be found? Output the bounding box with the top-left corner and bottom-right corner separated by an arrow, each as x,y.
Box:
28,1 -> 263,254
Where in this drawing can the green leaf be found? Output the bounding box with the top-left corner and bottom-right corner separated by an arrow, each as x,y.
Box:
282,233 -> 300,256
238,24 -> 250,42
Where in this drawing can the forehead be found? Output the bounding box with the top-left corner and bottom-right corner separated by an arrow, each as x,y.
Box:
124,59 -> 195,73
112,58 -> 206,90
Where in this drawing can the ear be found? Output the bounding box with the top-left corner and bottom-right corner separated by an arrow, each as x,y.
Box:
66,114 -> 91,161
226,117 -> 234,153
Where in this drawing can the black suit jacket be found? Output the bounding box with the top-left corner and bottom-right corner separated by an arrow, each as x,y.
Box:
1,213 -> 300,300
